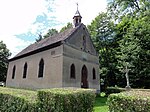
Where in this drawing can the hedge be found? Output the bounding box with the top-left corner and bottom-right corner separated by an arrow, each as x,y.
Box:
107,91 -> 150,112
0,87 -> 96,112
0,87 -> 37,112
105,87 -> 125,95
37,88 -> 96,112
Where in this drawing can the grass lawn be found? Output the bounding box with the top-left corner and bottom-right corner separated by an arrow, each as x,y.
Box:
94,96 -> 108,112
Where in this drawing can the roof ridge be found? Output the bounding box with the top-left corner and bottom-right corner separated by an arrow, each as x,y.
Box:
10,24 -> 83,61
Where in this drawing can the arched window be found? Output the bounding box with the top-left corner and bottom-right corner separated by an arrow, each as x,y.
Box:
38,58 -> 44,78
93,68 -> 96,80
23,63 -> 27,78
83,36 -> 86,51
70,64 -> 75,79
12,65 -> 16,79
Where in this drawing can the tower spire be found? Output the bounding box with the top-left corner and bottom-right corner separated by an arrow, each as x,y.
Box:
77,3 -> 78,11
73,3 -> 82,27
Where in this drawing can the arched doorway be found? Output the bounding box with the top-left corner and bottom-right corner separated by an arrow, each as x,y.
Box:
81,65 -> 88,88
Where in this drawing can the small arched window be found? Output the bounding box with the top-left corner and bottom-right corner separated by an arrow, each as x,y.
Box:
83,36 -> 86,51
93,68 -> 96,80
12,65 -> 16,79
38,58 -> 44,78
23,63 -> 27,78
70,64 -> 75,79
76,19 -> 78,23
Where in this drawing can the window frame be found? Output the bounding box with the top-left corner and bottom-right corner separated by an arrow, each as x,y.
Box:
23,62 -> 27,78
92,68 -> 96,80
38,58 -> 44,78
12,65 -> 16,79
70,64 -> 76,79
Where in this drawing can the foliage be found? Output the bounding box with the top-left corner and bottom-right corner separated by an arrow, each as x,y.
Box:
37,88 -> 95,112
36,22 -> 72,42
88,12 -> 117,88
107,91 -> 150,112
43,28 -> 58,38
0,87 -> 96,112
105,87 -> 125,96
107,0 -> 150,20
87,0 -> 150,88
0,41 -> 11,82
36,33 -> 43,42
0,87 -> 37,111
36,29 -> 58,42
116,14 -> 150,88
60,22 -> 73,32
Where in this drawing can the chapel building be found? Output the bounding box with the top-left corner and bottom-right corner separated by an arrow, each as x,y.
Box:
6,7 -> 100,91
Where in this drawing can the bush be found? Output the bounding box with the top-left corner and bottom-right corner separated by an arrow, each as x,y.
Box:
105,87 -> 125,95
107,91 -> 150,112
0,87 -> 96,112
0,87 -> 37,112
37,88 -> 96,112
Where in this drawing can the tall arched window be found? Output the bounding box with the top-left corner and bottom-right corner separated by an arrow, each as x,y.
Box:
70,64 -> 75,79
83,36 -> 86,51
23,63 -> 27,78
38,58 -> 44,78
12,65 -> 16,79
93,68 -> 96,80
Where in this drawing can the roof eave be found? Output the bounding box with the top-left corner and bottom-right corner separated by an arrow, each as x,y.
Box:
9,41 -> 62,62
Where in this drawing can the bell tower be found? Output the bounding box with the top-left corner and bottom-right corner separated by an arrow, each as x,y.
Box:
73,3 -> 82,27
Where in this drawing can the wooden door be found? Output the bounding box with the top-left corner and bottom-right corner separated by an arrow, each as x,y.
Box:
81,65 -> 88,88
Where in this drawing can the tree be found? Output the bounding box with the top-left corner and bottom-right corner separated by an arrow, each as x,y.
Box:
60,22 -> 73,32
107,0 -> 150,88
107,0 -> 150,20
36,33 -> 43,42
43,28 -> 58,38
36,29 -> 58,42
116,14 -> 150,88
0,41 -> 11,82
88,12 -> 117,88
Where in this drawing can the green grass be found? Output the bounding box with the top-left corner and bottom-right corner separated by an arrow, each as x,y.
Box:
94,96 -> 108,112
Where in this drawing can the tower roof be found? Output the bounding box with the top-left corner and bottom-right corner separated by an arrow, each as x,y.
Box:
73,3 -> 82,19
73,10 -> 82,19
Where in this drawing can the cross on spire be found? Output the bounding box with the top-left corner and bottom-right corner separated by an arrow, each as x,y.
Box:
73,3 -> 82,27
76,3 -> 78,10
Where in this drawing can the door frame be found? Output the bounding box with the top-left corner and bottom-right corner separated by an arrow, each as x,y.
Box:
81,65 -> 88,88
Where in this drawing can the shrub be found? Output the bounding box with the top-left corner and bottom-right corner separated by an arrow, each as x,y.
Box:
0,87 -> 37,112
0,87 -> 96,112
37,88 -> 96,112
105,87 -> 125,95
107,91 -> 150,112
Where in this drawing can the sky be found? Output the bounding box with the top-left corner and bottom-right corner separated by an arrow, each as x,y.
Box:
0,0 -> 107,57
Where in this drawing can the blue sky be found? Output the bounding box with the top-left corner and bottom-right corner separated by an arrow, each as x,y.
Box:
0,0 -> 107,57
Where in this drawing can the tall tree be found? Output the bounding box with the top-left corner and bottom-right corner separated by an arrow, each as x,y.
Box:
35,29 -> 58,42
43,28 -> 58,38
0,41 -> 11,82
107,0 -> 150,88
116,14 -> 150,88
60,22 -> 73,32
88,12 -> 117,88
108,0 -> 150,20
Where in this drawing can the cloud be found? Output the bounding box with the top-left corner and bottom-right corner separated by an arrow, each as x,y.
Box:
0,0 -> 107,57
0,35 -> 33,58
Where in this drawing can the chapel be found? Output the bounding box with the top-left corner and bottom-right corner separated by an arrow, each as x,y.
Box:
6,6 -> 100,91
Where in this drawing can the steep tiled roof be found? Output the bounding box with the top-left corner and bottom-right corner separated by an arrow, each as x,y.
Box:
10,24 -> 82,61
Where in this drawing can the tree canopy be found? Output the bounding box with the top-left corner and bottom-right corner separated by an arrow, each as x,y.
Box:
36,22 -> 73,42
88,0 -> 150,88
0,41 -> 11,82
